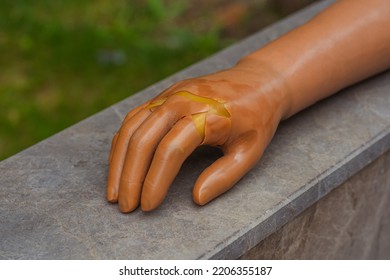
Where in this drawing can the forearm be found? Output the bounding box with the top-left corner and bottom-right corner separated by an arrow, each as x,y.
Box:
236,0 -> 390,119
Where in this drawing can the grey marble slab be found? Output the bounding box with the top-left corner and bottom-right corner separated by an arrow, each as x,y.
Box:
1,0 -> 389,259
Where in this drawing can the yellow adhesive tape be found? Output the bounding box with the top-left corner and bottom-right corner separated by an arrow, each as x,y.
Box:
146,91 -> 230,138
191,113 -> 207,138
146,98 -> 167,110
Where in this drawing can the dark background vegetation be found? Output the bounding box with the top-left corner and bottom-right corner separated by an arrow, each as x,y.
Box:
0,0 -> 315,160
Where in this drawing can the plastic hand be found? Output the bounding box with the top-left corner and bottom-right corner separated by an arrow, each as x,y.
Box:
106,62 -> 288,212
106,0 -> 390,213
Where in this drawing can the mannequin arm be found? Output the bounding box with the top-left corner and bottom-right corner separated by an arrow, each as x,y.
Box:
107,0 -> 390,213
237,0 -> 390,118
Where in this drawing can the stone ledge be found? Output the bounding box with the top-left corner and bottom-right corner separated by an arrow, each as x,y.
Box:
1,0 -> 389,259
239,150 -> 390,259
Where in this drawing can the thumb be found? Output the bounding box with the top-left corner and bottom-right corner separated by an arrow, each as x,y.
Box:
193,131 -> 264,205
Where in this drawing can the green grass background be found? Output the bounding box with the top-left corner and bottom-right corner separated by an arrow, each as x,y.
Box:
1,0 -> 230,160
0,0 -> 310,160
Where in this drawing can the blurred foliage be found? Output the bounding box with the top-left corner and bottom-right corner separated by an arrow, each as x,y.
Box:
0,0 -> 229,160
0,0 -> 312,160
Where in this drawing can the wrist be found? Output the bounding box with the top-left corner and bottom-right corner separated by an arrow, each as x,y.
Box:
232,56 -> 292,121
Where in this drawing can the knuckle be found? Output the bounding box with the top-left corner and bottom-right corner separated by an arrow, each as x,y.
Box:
120,119 -> 137,135
122,107 -> 139,123
129,130 -> 151,150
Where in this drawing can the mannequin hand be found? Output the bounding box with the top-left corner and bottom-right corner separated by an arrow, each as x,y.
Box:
107,61 -> 288,212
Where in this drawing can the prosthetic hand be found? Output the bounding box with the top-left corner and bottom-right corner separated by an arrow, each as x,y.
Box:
107,64 -> 288,212
107,0 -> 389,213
